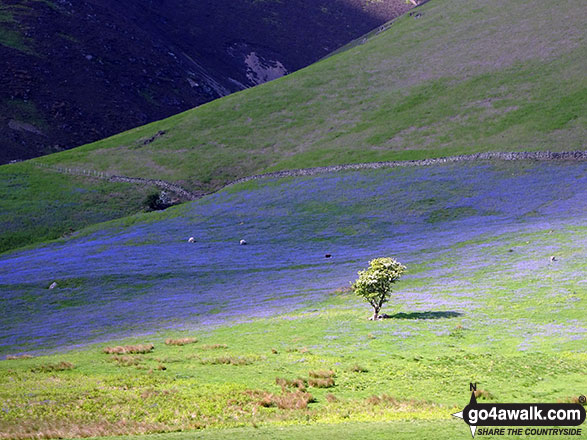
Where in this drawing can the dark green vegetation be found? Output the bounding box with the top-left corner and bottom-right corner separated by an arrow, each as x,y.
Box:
0,162 -> 157,253
1,0 -> 584,253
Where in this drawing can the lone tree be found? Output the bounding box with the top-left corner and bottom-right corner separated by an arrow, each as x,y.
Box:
351,257 -> 406,320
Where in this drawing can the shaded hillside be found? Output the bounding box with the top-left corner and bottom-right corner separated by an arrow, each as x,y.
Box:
0,0 -> 414,163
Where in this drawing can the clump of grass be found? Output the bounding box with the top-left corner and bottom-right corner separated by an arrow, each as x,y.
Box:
276,377 -> 307,391
325,393 -> 339,403
6,354 -> 33,360
348,364 -> 369,373
474,389 -> 494,400
201,343 -> 228,350
31,361 -> 75,373
308,369 -> 335,379
103,344 -> 154,354
285,347 -> 310,354
367,394 -> 399,406
200,356 -> 254,365
253,390 -> 315,410
165,337 -> 197,346
308,377 -> 335,388
110,355 -> 141,367
449,324 -> 466,338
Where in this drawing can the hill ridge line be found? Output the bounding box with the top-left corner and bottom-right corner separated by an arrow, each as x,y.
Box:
34,150 -> 586,201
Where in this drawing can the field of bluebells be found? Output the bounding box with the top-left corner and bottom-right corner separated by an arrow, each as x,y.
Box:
0,160 -> 585,439
1,160 -> 586,354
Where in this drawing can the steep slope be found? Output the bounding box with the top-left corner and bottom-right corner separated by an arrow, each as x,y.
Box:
0,0 -> 414,163
1,0 -> 585,253
36,0 -> 586,189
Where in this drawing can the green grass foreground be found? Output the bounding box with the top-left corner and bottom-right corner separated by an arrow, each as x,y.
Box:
77,421 -> 582,440
79,421 -> 466,440
1,223 -> 585,439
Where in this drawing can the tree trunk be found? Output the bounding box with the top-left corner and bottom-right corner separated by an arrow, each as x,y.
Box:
372,307 -> 380,321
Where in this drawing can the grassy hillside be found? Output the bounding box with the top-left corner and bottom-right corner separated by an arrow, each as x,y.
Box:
36,0 -> 586,191
2,160 -> 586,353
0,162 -> 164,253
1,160 -> 585,439
0,0 -> 585,253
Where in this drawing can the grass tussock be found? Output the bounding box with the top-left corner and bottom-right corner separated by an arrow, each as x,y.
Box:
0,420 -> 166,440
165,337 -> 197,346
285,347 -> 310,354
30,361 -> 75,373
250,390 -> 315,410
276,377 -> 307,391
308,377 -> 335,388
201,343 -> 228,350
276,374 -> 335,390
348,364 -> 369,373
325,393 -> 339,403
308,369 -> 335,379
110,355 -> 141,367
474,389 -> 494,400
103,344 -> 154,354
200,355 -> 254,365
5,354 -> 34,360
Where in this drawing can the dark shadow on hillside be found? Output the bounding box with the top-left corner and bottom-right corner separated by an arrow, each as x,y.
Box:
386,311 -> 463,320
0,0 -> 417,164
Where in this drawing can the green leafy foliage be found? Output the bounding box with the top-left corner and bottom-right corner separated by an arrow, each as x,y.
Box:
351,257 -> 406,319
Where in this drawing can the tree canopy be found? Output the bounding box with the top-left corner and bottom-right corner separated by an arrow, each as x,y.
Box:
352,257 -> 406,320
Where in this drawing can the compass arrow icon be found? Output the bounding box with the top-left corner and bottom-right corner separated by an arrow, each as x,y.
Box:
452,392 -> 478,438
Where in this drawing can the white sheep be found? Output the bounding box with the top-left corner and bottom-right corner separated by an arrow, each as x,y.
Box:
188,237 -> 195,243
240,239 -> 247,246
49,282 -> 57,290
